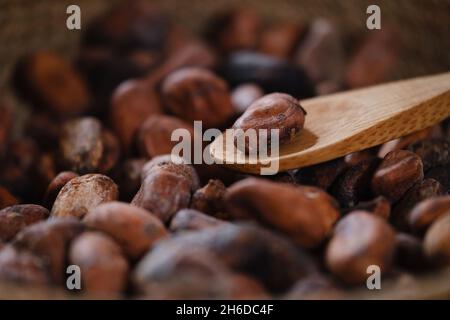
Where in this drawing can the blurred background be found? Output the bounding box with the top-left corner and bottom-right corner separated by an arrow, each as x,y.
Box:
0,0 -> 449,88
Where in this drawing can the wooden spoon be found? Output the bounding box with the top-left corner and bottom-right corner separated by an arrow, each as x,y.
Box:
209,72 -> 450,174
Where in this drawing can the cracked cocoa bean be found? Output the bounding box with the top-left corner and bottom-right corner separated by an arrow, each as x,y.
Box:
51,174 -> 118,219
84,201 -> 168,259
0,204 -> 49,242
325,211 -> 396,284
372,150 -> 424,202
69,232 -> 129,294
225,178 -> 339,248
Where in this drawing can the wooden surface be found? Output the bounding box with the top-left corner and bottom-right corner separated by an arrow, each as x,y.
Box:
210,72 -> 450,174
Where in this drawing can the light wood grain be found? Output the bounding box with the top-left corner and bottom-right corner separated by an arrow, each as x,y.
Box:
210,72 -> 450,174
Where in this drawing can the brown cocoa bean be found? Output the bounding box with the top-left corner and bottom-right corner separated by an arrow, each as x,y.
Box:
392,178 -> 445,230
190,179 -> 227,218
43,171 -> 79,209
13,51 -> 90,116
69,232 -> 129,294
395,233 -> 428,270
424,213 -> 450,267
343,196 -> 391,220
59,117 -> 120,174
13,218 -> 84,284
325,211 -> 396,284
135,223 -> 315,292
161,67 -> 235,129
132,155 -> 199,223
169,209 -> 227,232
408,195 -> 450,233
232,93 -> 306,152
84,201 -> 168,259
137,114 -> 195,158
372,150 -> 424,202
295,157 -> 348,190
51,174 -> 118,219
330,158 -> 381,208
0,204 -> 49,242
408,139 -> 450,172
0,245 -> 49,285
225,178 -> 339,248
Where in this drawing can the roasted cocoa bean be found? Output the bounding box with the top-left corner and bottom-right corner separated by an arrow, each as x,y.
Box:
162,67 -> 235,129
225,178 -> 339,248
132,155 -> 199,223
330,158 -> 381,208
134,223 -> 315,292
0,204 -> 49,242
423,213 -> 450,267
408,195 -> 450,233
43,171 -> 79,209
0,245 -> 49,285
190,179 -> 227,218
392,178 -> 445,230
69,232 -> 129,294
59,117 -> 120,174
137,114 -> 195,158
84,201 -> 168,259
325,211 -> 396,284
408,139 -> 450,172
395,233 -> 428,270
372,150 -> 423,202
232,93 -> 306,152
426,166 -> 450,194
51,174 -> 118,219
169,209 -> 227,232
13,51 -> 90,116
295,157 -> 348,190
343,196 -> 391,220
13,218 -> 84,284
